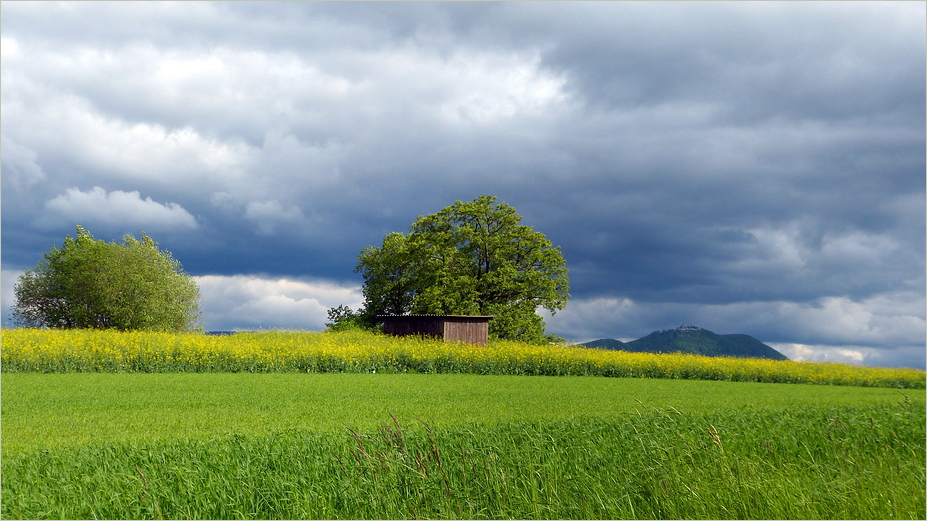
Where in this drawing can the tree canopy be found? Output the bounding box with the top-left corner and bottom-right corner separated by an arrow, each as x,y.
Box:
12,226 -> 201,332
352,195 -> 569,343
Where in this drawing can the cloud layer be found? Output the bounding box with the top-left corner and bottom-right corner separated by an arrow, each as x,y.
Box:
40,187 -> 197,231
195,275 -> 363,331
2,2 -> 923,368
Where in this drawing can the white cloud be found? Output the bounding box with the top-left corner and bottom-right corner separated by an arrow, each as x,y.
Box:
0,36 -> 19,59
41,186 -> 198,231
1,135 -> 46,191
435,51 -> 569,124
738,223 -> 905,276
244,200 -> 306,236
1,269 -> 25,326
772,342 -> 926,370
738,223 -> 810,275
3,94 -> 255,191
760,293 -> 926,347
544,292 -> 926,369
772,343 -> 865,365
194,274 -> 363,331
540,297 -> 643,342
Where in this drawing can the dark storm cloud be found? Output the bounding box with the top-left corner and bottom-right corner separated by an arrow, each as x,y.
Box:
2,1 -> 923,367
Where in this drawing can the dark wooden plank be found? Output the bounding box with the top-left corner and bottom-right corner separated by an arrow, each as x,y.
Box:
380,315 -> 491,345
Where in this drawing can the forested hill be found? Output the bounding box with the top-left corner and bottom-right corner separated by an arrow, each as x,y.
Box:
581,326 -> 788,361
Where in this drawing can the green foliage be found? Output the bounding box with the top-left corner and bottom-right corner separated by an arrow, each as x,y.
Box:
354,232 -> 420,319
12,226 -> 200,332
324,305 -> 375,332
354,195 -> 569,343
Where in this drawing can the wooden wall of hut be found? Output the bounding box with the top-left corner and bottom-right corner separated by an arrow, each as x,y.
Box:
379,315 -> 492,345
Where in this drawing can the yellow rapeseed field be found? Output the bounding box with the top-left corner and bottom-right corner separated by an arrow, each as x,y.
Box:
2,328 -> 923,388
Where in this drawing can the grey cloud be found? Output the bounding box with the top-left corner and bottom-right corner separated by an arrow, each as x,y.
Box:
1,1 -> 922,368
523,2 -> 926,122
1,136 -> 46,191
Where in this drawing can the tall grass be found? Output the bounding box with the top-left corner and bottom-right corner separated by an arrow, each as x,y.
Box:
3,329 -> 924,388
3,403 -> 923,519
6,373 -> 919,457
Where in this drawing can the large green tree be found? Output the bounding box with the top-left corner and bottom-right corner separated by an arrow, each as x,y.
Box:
354,195 -> 569,343
12,226 -> 201,332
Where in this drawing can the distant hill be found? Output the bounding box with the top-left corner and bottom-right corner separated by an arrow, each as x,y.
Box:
580,326 -> 788,361
582,338 -> 625,350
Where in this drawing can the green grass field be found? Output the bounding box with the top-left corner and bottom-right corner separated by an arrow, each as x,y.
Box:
3,373 -> 925,519
2,330 -> 925,519
2,373 -> 923,456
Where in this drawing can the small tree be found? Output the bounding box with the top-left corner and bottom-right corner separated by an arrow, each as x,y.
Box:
12,226 -> 201,332
324,304 -> 366,332
353,195 -> 569,343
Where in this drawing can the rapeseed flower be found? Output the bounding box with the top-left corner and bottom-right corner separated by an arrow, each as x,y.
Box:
1,329 -> 923,388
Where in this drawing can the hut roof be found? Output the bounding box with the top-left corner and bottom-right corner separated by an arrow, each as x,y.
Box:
378,314 -> 493,318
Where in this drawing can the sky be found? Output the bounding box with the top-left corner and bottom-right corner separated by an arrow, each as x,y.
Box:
2,1 -> 924,369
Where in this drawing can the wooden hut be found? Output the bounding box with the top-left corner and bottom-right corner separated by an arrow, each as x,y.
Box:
379,315 -> 493,345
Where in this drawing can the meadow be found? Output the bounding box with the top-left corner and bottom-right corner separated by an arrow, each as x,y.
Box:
2,329 -> 925,519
